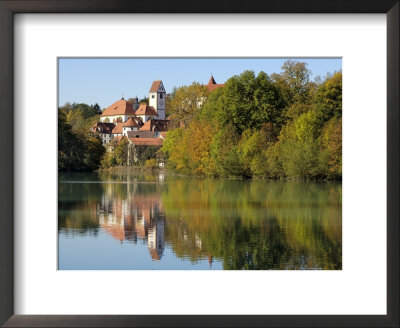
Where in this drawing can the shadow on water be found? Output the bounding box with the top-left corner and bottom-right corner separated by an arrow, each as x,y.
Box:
58,169 -> 342,270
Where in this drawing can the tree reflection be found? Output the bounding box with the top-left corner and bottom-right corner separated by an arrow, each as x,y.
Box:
58,170 -> 342,269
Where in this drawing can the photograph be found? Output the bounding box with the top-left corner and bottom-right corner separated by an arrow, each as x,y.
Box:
58,57 -> 342,270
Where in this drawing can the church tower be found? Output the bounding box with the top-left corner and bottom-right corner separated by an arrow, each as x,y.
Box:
149,80 -> 166,120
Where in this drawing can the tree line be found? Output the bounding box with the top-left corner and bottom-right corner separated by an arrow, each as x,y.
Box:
58,103 -> 105,171
162,61 -> 342,179
100,139 -> 162,168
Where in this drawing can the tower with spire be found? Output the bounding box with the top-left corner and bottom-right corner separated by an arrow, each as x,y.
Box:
149,80 -> 166,120
206,75 -> 224,92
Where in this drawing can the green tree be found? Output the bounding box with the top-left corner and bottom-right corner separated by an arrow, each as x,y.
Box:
210,126 -> 243,177
168,82 -> 209,127
321,117 -> 342,179
272,60 -> 315,106
145,158 -> 158,168
207,71 -> 285,135
314,72 -> 342,122
114,138 -> 129,166
278,112 -> 326,178
58,109 -> 86,171
84,135 -> 105,171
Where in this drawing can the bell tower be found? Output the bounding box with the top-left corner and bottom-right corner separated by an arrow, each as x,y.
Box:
149,80 -> 166,120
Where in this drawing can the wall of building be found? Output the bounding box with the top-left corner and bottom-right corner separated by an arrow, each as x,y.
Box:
149,92 -> 157,109
137,114 -> 153,122
100,115 -> 134,123
99,133 -> 113,145
122,126 -> 139,136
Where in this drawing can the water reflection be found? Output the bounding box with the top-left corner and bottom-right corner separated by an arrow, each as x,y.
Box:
58,169 -> 342,270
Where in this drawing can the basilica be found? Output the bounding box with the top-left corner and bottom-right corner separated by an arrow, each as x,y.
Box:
90,80 -> 169,147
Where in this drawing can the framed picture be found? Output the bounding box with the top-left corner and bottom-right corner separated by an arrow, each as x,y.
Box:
0,0 -> 398,327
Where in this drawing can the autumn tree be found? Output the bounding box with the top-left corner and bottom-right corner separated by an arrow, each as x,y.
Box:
168,82 -> 209,127
314,72 -> 342,122
114,138 -> 129,166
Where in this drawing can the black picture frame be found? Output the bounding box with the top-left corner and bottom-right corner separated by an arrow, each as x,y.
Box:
0,0 -> 398,327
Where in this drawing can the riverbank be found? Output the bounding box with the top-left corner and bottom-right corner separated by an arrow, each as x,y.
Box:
95,165 -> 341,182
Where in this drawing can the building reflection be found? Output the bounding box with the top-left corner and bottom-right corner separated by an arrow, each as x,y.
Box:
98,181 -> 165,261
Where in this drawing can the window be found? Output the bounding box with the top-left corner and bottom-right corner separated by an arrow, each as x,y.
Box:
160,94 -> 163,99
152,95 -> 155,99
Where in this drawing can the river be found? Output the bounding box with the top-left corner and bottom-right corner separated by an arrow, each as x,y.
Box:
58,169 -> 342,270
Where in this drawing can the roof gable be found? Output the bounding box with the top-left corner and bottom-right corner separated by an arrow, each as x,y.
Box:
123,117 -> 141,127
208,76 -> 217,85
206,75 -> 224,92
90,122 -> 115,133
112,123 -> 123,134
101,99 -> 136,117
135,104 -> 158,116
149,80 -> 165,93
139,119 -> 169,132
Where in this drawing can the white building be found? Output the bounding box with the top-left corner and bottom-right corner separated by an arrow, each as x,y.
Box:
135,104 -> 158,122
122,117 -> 141,136
99,98 -> 136,123
90,122 -> 115,145
149,80 -> 166,120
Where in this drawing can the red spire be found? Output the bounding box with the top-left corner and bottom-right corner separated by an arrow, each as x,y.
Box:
208,75 -> 217,85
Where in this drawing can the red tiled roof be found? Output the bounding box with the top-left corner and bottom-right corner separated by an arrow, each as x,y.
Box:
90,122 -> 115,134
112,123 -> 123,134
139,120 -> 152,131
153,119 -> 169,132
129,138 -> 163,146
127,131 -> 154,138
135,104 -> 158,116
149,80 -> 162,93
123,117 -> 141,127
101,99 -> 136,117
206,75 -> 224,92
139,119 -> 169,132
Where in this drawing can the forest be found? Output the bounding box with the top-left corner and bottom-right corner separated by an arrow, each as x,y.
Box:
162,60 -> 342,179
58,102 -> 105,171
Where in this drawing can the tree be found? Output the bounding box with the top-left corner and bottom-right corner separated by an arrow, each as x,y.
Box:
185,120 -> 217,176
135,145 -> 161,165
145,158 -> 158,168
139,97 -> 149,105
114,138 -> 129,166
204,70 -> 285,135
84,135 -> 105,171
210,126 -> 243,177
272,60 -> 315,105
314,72 -> 342,122
168,82 -> 209,127
58,109 -> 86,171
278,112 -> 326,178
321,117 -> 342,179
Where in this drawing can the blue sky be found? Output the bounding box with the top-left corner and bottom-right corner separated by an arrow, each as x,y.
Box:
58,58 -> 341,109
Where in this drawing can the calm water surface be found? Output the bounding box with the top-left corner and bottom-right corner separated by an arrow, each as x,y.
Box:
58,169 -> 342,270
